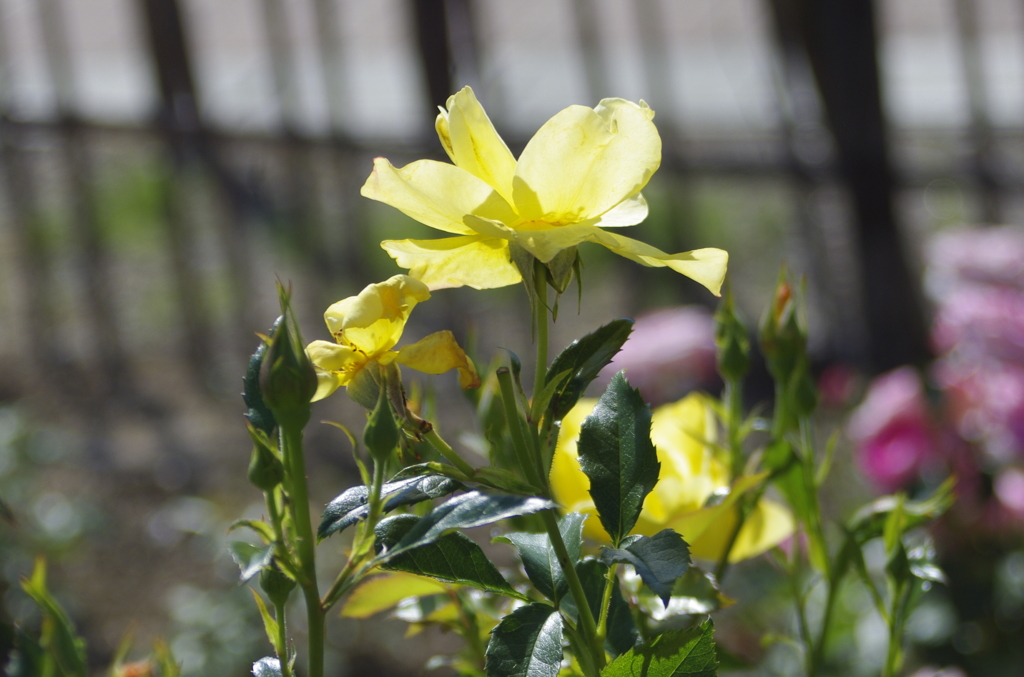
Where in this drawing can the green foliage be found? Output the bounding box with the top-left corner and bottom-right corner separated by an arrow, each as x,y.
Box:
374,514 -> 524,598
495,512 -> 586,603
602,619 -> 718,677
600,530 -> 691,605
318,473 -> 463,540
18,559 -> 87,677
376,491 -> 556,562
484,603 -> 563,677
577,372 -> 660,546
573,559 -> 638,657
244,328 -> 278,435
247,426 -> 284,492
545,319 -> 633,421
229,542 -> 275,583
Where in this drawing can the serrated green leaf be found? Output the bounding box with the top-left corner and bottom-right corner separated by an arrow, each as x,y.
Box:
577,372 -> 660,545
374,514 -> 524,598
318,473 -> 463,540
601,530 -> 691,604
20,559 -> 87,677
485,603 -> 563,677
602,618 -> 718,677
229,542 -> 274,582
379,491 -> 556,561
546,320 -> 634,421
252,656 -> 283,677
249,589 -> 283,656
663,568 -> 733,615
848,477 -> 955,545
495,512 -> 587,602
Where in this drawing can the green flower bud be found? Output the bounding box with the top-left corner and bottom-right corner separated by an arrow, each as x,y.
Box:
259,287 -> 318,428
364,386 -> 399,464
790,358 -> 818,418
714,290 -> 750,382
247,436 -> 284,491
759,271 -> 807,385
346,361 -> 382,411
259,562 -> 295,607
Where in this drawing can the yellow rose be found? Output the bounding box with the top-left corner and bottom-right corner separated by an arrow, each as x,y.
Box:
305,275 -> 479,402
551,393 -> 794,562
361,87 -> 728,294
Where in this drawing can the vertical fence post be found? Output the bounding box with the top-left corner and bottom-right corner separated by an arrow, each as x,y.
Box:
783,0 -> 931,372
38,0 -> 128,394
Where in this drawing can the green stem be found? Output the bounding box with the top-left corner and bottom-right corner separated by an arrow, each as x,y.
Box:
811,573 -> 840,674
787,555 -> 814,677
532,263 -> 549,406
281,424 -> 324,677
322,461 -> 387,611
496,368 -> 546,491
596,563 -> 618,646
424,427 -> 477,479
725,377 -> 744,479
883,583 -> 911,677
265,486 -> 301,582
799,417 -> 830,580
274,598 -> 293,677
541,509 -> 605,675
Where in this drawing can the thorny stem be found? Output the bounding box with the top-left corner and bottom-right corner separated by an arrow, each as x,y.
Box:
274,598 -> 293,677
322,460 -> 387,612
541,509 -> 605,676
280,424 -> 324,677
596,563 -> 619,647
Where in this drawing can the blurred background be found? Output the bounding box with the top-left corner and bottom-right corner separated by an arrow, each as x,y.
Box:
0,0 -> 1023,675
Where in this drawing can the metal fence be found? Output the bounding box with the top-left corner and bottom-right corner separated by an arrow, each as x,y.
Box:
1,0 -> 1022,414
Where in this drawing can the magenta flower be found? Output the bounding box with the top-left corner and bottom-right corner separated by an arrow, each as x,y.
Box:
848,367 -> 934,491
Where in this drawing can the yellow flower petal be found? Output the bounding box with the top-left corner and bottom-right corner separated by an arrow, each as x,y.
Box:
584,229 -> 729,297
688,498 -> 794,563
381,235 -> 522,290
437,87 -> 517,206
550,399 -> 598,510
360,158 -> 518,235
513,99 -> 660,223
324,275 -> 430,355
305,340 -> 363,400
463,216 -> 600,263
591,193 -> 649,228
394,330 -> 481,389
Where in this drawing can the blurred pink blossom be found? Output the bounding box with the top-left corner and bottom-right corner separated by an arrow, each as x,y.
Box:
926,225 -> 1024,291
994,468 -> 1024,517
597,306 -> 718,406
848,367 -> 934,491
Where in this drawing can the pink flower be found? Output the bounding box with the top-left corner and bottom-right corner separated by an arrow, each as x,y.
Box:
597,306 -> 718,406
848,367 -> 934,491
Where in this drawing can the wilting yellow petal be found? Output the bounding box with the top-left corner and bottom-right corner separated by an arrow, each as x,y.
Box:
361,158 -> 517,235
382,236 -> 522,290
585,229 -> 729,297
306,340 -> 363,400
394,330 -> 481,389
324,275 -> 430,355
513,99 -> 660,223
438,87 -> 517,205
